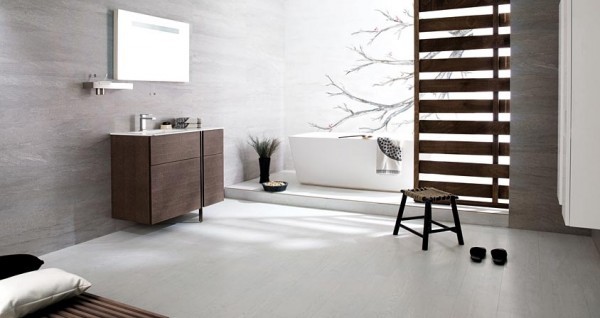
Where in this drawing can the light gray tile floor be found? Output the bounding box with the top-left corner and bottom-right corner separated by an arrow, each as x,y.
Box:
41,199 -> 600,318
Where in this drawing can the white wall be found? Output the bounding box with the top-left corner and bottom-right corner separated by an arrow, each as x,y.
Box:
283,0 -> 414,169
194,0 -> 286,184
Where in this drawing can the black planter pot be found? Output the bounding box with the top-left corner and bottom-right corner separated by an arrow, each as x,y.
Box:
259,157 -> 271,183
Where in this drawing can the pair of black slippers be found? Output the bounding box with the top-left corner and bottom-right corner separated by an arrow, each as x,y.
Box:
470,247 -> 507,265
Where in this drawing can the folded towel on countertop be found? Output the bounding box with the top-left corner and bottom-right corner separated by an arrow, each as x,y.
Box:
376,137 -> 402,174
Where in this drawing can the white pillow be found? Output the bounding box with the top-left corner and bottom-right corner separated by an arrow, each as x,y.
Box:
0,268 -> 91,318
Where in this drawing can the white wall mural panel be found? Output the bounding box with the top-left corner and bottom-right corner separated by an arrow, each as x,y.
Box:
284,0 -> 413,168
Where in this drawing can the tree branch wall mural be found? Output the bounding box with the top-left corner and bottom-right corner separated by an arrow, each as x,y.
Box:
309,9 -> 470,133
309,10 -> 414,133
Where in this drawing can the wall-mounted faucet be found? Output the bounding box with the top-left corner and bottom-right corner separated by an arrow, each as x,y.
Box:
139,114 -> 156,131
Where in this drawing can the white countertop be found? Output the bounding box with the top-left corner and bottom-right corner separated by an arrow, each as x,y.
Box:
110,127 -> 223,136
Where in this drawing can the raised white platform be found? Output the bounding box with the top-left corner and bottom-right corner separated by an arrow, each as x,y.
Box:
225,170 -> 509,227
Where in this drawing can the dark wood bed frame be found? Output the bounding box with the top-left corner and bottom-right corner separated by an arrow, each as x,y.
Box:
25,293 -> 168,318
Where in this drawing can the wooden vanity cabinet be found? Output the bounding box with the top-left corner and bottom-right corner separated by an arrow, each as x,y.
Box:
111,129 -> 224,225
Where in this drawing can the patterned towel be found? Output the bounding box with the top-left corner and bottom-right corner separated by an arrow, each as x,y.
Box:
376,137 -> 402,174
174,117 -> 201,129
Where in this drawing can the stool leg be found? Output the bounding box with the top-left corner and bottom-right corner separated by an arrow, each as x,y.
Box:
451,197 -> 464,245
393,194 -> 407,235
422,201 -> 432,250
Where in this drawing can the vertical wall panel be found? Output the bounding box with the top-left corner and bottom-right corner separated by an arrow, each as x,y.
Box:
509,0 -> 588,235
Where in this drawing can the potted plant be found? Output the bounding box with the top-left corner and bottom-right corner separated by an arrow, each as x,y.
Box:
248,135 -> 281,183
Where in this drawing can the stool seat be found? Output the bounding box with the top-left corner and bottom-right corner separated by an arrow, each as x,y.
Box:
402,187 -> 457,203
393,187 -> 464,250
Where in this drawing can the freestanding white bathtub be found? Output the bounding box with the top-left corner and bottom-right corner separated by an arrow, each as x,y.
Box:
289,132 -> 414,192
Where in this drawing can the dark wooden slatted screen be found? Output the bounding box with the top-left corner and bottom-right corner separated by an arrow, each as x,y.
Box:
414,0 -> 510,209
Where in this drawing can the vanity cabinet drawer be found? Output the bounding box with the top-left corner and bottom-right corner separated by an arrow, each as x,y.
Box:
151,158 -> 201,224
203,153 -> 224,207
151,132 -> 200,165
203,129 -> 223,156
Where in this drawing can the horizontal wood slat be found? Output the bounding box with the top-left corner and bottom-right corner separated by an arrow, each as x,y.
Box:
499,142 -> 509,156
420,57 -> 510,72
420,78 -> 510,92
420,0 -> 510,12
420,13 -> 510,32
420,161 -> 509,178
419,181 -> 509,199
420,34 -> 510,52
420,120 -> 510,134
420,141 -> 510,156
420,99 -> 510,113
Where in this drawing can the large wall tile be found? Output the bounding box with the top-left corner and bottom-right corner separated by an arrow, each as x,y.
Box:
0,0 -> 285,255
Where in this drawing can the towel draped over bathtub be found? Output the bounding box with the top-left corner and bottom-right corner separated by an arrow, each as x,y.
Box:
376,137 -> 402,174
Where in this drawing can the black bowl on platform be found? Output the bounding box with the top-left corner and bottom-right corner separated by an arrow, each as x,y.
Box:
262,181 -> 288,192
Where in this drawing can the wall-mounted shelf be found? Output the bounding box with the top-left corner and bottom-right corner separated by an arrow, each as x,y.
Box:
83,81 -> 133,95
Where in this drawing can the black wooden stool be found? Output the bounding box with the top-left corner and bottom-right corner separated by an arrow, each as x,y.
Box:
392,187 -> 464,250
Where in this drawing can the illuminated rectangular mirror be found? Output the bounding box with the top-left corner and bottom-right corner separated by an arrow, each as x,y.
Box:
114,9 -> 190,82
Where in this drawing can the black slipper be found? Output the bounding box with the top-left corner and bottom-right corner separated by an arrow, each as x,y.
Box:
491,248 -> 507,265
470,247 -> 486,262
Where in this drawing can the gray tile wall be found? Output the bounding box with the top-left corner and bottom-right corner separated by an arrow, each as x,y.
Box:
510,0 -> 589,235
0,0 -> 285,255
